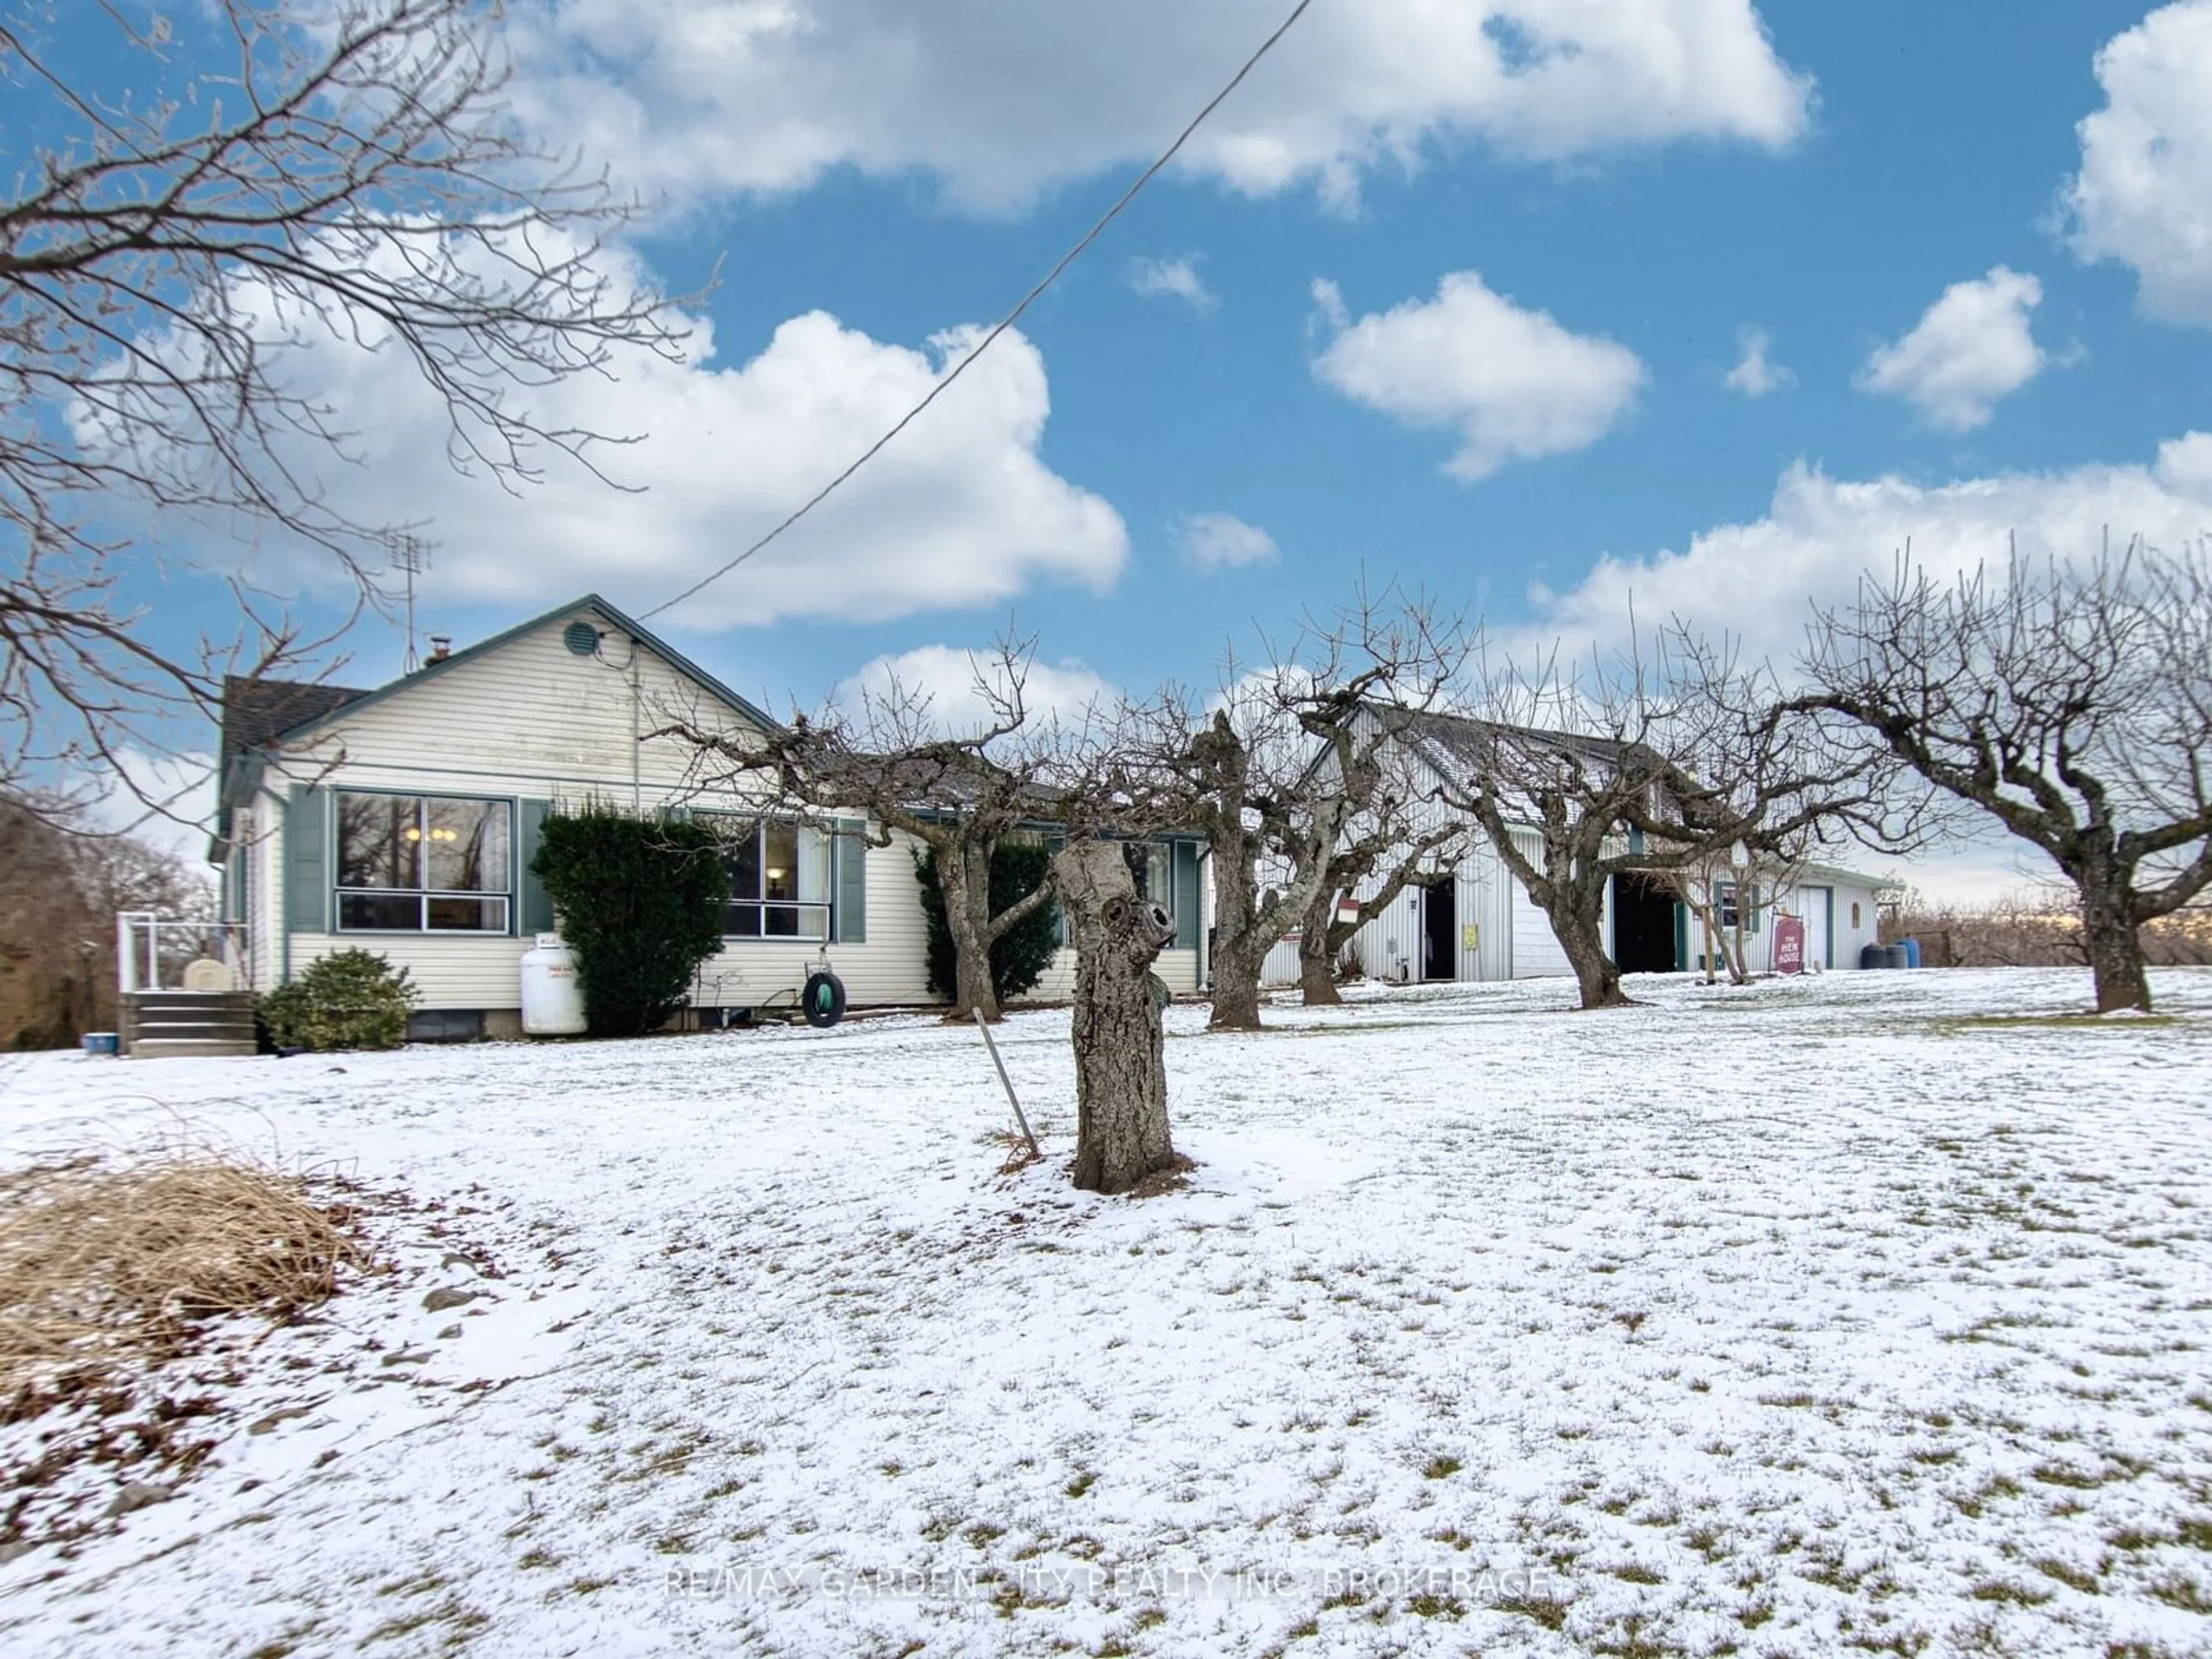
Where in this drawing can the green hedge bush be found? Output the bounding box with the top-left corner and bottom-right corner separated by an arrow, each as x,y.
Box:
260,948 -> 418,1051
916,839 -> 1061,1004
530,805 -> 727,1036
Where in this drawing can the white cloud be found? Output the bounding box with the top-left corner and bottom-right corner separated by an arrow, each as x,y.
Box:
1724,325 -> 1793,397
1126,255 -> 1214,312
507,1 -> 1812,215
1175,512 -> 1279,571
2062,0 -> 2212,324
832,646 -> 1117,737
160,234 -> 1126,630
1520,432 -> 2212,669
85,749 -> 218,868
1856,267 -> 2047,431
1310,271 -> 1646,480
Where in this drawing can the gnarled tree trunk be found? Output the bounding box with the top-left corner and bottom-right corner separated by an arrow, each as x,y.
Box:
2077,857 -> 2153,1013
1054,839 -> 1176,1195
1297,884 -> 1343,1005
937,840 -> 1002,1022
1548,884 -> 1628,1010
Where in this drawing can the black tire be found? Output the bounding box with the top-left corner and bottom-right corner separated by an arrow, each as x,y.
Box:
801,970 -> 847,1029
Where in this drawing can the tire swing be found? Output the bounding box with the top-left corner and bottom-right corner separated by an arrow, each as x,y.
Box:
801,968 -> 847,1029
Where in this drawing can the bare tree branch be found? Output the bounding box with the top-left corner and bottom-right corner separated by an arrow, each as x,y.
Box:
2,0 -> 690,830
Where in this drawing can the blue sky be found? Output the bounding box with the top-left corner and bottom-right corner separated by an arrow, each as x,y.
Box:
78,2 -> 2212,892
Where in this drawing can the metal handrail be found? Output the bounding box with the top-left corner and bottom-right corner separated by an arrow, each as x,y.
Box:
115,912 -> 249,995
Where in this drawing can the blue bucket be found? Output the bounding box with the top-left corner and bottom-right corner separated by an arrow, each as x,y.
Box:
81,1032 -> 119,1057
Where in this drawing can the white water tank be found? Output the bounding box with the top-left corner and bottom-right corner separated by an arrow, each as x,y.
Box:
520,934 -> 587,1036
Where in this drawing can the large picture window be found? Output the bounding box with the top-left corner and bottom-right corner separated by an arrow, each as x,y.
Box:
335,793 -> 511,933
724,821 -> 830,940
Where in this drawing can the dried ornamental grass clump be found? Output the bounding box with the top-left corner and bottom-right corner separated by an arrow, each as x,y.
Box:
0,1149 -> 374,1400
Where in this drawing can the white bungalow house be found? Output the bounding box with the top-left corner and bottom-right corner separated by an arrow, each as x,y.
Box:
209,596 -> 1202,1040
1259,706 -> 1893,988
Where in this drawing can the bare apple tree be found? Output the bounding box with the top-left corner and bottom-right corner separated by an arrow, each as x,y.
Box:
1423,628 -> 1912,1010
663,636 -> 1081,1023
1113,590 -> 1466,1031
1,0 -> 685,824
1796,543 -> 2212,1013
1292,805 -> 1468,1006
1052,837 -> 1180,1194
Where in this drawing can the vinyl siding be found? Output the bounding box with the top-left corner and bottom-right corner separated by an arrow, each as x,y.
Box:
270,612 -> 752,798
1022,946 -> 1199,1003
258,609 -> 1192,1013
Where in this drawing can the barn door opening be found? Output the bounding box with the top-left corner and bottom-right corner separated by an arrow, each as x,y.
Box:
1613,874 -> 1680,974
1421,876 -> 1457,982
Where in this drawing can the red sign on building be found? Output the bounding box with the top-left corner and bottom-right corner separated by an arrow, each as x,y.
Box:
1773,915 -> 1806,976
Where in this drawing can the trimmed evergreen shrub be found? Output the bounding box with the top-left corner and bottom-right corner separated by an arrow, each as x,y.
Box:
915,840 -> 1061,1003
260,948 -> 418,1051
529,805 -> 727,1037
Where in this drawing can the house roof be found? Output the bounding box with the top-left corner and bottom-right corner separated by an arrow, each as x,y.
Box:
251,593 -> 783,747
1384,706 -> 1638,781
209,594 -> 784,857
217,676 -> 367,791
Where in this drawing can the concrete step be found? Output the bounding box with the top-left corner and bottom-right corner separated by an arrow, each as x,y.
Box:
129,1038 -> 259,1060
132,1020 -> 258,1040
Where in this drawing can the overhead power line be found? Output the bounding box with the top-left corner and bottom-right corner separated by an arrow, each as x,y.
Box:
639,0 -> 1317,622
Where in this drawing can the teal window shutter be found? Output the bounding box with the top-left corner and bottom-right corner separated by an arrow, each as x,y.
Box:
1748,884 -> 1763,934
834,819 -> 868,943
518,800 -> 554,935
284,784 -> 328,934
1171,839 -> 1199,950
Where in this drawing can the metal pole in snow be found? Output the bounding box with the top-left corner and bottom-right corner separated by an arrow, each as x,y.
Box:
973,1009 -> 1041,1160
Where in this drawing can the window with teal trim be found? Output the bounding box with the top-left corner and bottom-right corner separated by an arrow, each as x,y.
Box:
334,793 -> 511,933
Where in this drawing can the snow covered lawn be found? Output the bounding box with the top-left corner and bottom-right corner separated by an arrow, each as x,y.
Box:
3,967 -> 2210,1657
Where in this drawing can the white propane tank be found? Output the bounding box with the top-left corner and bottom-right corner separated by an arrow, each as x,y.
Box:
520,934 -> 587,1036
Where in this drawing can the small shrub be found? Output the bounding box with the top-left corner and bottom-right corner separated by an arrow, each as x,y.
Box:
915,840 -> 1061,1003
260,949 -> 417,1051
531,805 -> 727,1036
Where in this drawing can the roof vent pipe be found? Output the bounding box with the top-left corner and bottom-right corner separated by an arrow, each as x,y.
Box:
427,635 -> 452,663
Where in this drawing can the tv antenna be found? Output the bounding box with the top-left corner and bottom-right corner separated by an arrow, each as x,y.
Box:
393,535 -> 432,672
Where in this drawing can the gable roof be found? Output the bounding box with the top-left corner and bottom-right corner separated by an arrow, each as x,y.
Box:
217,676 -> 368,791
227,593 -> 783,753
210,596 -> 783,852
1385,706 -> 1637,781
244,594 -> 783,748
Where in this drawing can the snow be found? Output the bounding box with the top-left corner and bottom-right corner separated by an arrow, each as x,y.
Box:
3,967 -> 2210,1657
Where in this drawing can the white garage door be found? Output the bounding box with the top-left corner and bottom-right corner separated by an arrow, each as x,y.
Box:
1801,886 -> 1832,969
1508,832 -> 1572,979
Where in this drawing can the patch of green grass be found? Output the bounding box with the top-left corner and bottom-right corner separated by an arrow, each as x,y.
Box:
2149,1575 -> 2212,1613
1421,1454 -> 1462,1480
1923,1013 -> 2180,1035
2030,1461 -> 2105,1490
1590,1613 -> 1688,1658
1610,1563 -> 1665,1585
1968,1580 -> 2054,1607
1491,1592 -> 1571,1631
2033,1556 -> 2100,1593
1064,1469 -> 1097,1498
